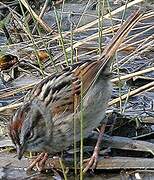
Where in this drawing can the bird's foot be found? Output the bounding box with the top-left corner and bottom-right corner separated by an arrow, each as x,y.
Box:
83,124 -> 106,173
83,146 -> 99,173
27,152 -> 48,172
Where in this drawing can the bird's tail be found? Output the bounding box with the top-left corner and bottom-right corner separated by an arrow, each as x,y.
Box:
98,9 -> 143,69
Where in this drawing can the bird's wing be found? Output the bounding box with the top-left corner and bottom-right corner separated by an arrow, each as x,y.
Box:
25,59 -> 100,116
25,10 -> 143,117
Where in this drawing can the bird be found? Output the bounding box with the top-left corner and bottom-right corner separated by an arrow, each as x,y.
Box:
8,10 -> 143,172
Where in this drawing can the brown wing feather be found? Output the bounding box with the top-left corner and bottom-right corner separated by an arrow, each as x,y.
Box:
73,61 -> 100,93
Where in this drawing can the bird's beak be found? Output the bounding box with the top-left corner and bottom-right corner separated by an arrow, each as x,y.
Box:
16,144 -> 25,160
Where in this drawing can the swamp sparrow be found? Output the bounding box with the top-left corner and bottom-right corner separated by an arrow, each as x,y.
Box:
9,10 -> 143,172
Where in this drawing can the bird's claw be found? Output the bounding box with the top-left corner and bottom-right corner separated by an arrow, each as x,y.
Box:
27,152 -> 48,172
83,151 -> 98,173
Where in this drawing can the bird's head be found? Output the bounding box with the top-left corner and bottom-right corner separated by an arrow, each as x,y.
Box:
8,101 -> 52,159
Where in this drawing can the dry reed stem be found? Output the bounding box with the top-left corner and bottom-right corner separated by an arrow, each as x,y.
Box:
111,67 -> 154,83
108,81 -> 154,106
0,102 -> 23,112
20,0 -> 53,32
0,82 -> 38,99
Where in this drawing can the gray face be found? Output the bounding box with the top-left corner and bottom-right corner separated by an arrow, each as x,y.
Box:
18,107 -> 49,159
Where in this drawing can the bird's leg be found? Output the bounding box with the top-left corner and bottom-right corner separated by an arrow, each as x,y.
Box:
36,153 -> 48,171
83,124 -> 106,173
27,152 -> 48,171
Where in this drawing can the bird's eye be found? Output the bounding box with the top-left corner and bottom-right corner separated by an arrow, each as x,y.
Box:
26,130 -> 33,140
